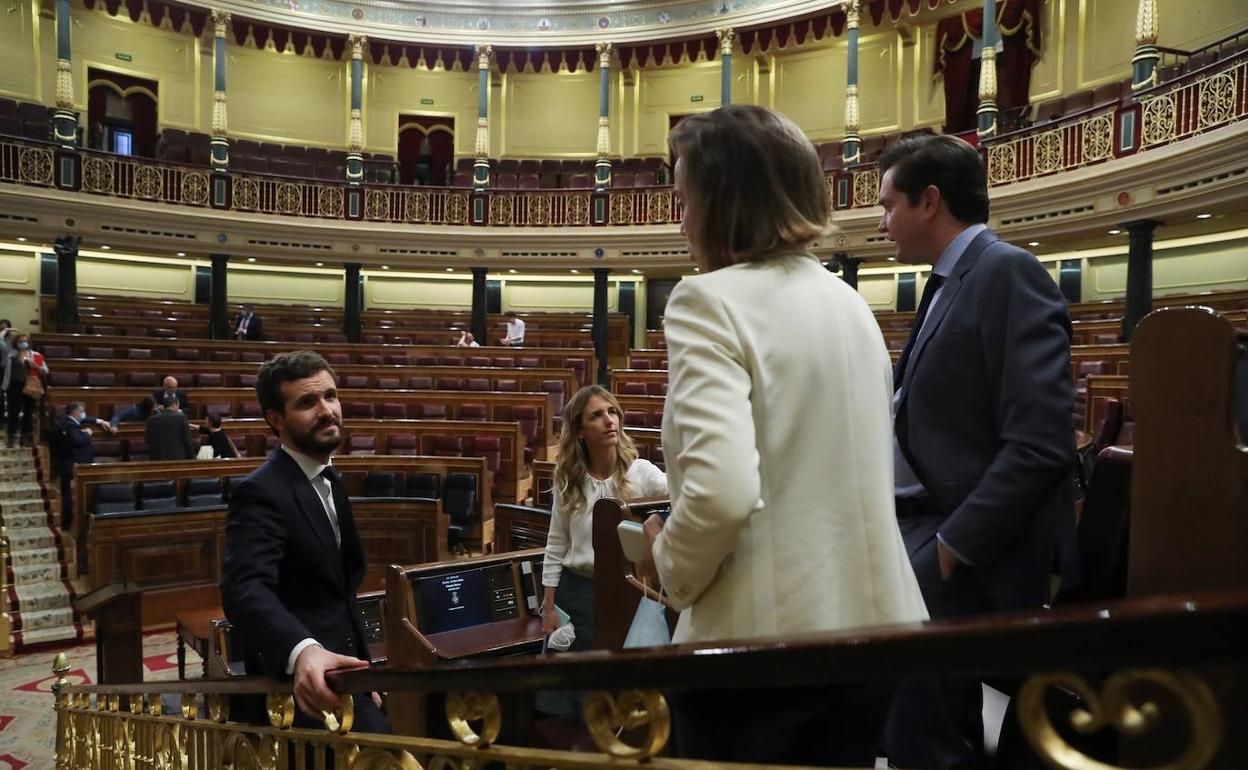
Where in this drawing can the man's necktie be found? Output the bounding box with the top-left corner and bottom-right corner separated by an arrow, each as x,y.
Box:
317,467 -> 343,546
894,274 -> 946,391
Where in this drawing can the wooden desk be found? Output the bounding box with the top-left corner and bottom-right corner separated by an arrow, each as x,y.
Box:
176,607 -> 220,680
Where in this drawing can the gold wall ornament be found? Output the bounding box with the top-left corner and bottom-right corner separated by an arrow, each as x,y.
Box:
852,167 -> 880,208
265,693 -> 295,730
474,116 -> 488,161
318,186 -> 344,218
1142,94 -> 1176,147
212,91 -> 229,137
211,9 -> 231,38
583,690 -> 671,760
1034,129 -> 1065,175
717,27 -> 736,56
489,193 -> 515,225
445,691 -> 501,747
845,84 -> 861,135
18,147 -> 53,185
566,192 -> 590,225
609,192 -> 634,225
1135,0 -> 1159,46
596,115 -> 610,158
349,34 -> 368,61
322,693 -> 355,735
527,194 -> 551,226
364,189 -> 391,220
133,165 -> 164,199
233,177 -> 260,210
181,171 -> 210,206
1197,72 -> 1235,130
1082,114 -> 1113,163
206,693 -> 229,723
55,58 -> 73,110
444,192 -> 469,224
349,108 -> 364,153
1017,669 -> 1221,770
275,182 -> 302,215
647,191 -> 673,224
978,45 -> 998,103
987,143 -> 1017,184
404,191 -> 430,222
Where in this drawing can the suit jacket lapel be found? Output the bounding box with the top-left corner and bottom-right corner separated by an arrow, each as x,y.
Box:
272,450 -> 344,579
898,229 -> 997,405
329,474 -> 364,577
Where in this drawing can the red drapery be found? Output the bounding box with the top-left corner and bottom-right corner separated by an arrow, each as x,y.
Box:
934,0 -> 1042,132
397,115 -> 454,186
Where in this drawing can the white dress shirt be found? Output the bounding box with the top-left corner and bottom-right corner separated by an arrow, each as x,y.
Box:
542,458 -> 667,587
505,318 -> 526,343
280,444 -> 341,673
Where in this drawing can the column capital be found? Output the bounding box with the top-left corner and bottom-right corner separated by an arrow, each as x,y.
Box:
717,28 -> 736,55
349,34 -> 368,60
475,44 -> 494,70
1123,219 -> 1162,234
1135,0 -> 1159,46
211,9 -> 231,37
846,0 -> 860,30
596,41 -> 613,67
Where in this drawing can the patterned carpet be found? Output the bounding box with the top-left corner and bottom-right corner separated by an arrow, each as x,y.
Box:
0,631 -> 195,770
0,447 -> 82,650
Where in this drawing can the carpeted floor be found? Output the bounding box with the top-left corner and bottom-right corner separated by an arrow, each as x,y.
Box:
0,631 -> 195,770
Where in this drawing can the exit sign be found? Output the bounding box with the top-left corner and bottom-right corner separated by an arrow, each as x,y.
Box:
690,95 -> 703,103
420,98 -> 434,105
115,52 -> 132,62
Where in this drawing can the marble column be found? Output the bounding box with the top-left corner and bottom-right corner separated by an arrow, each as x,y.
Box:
53,236 -> 80,329
594,42 -> 613,192
473,45 -> 494,189
51,0 -> 77,147
210,254 -> 228,339
346,35 -> 366,184
717,29 -> 735,105
1132,0 -> 1161,92
471,268 -> 488,345
1123,220 -> 1159,342
842,0 -> 861,163
210,10 -> 231,171
593,268 -> 610,386
344,263 -> 362,343
976,0 -> 1000,139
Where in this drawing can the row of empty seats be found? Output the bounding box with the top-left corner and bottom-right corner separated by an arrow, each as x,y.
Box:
47,368 -> 561,393
0,98 -> 50,142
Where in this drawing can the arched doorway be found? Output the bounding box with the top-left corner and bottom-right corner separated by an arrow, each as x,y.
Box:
87,68 -> 158,157
397,115 -> 455,186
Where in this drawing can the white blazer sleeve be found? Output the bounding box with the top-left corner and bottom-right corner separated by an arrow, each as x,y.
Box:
541,484 -> 570,588
632,459 -> 668,498
652,279 -> 761,610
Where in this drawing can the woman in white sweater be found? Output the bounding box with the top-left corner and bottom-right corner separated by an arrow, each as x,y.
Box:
541,385 -> 667,648
641,104 -> 928,766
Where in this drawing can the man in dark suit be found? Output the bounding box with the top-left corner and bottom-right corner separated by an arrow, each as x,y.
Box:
234,304 -> 263,341
152,376 -> 191,418
51,401 -> 116,529
146,396 -> 197,460
878,135 -> 1076,770
220,351 -> 387,731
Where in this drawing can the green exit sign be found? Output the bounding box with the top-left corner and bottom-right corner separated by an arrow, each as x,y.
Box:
690,95 -> 704,103
115,52 -> 132,62
420,98 -> 434,105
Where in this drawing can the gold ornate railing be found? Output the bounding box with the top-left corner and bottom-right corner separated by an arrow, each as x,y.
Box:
986,104 -> 1118,185
52,588 -> 1248,770
1140,53 -> 1248,149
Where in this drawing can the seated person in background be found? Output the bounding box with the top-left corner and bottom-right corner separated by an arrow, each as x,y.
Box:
640,105 -> 927,767
234,304 -> 263,341
539,385 -> 667,716
500,311 -> 526,346
111,396 -> 157,427
454,330 -> 480,348
52,401 -> 116,529
146,396 -> 197,461
152,376 -> 191,417
201,413 -> 240,458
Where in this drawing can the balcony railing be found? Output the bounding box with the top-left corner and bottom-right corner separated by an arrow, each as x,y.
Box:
3,49 -> 1246,224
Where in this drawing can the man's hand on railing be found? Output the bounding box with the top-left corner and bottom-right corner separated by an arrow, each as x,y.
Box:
292,644 -> 370,719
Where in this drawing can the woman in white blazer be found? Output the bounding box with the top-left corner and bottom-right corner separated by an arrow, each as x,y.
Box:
642,104 -> 928,766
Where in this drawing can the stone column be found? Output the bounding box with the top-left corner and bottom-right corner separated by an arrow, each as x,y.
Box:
473,45 -> 493,189
346,35 -> 366,184
210,254 -> 228,339
832,254 -> 862,290
594,42 -> 613,192
53,236 -> 80,329
51,0 -> 77,146
717,29 -> 735,105
344,263 -> 362,343
210,10 -> 231,171
842,0 -> 861,163
592,268 -> 611,386
471,267 -> 488,345
1132,0 -> 1160,92
1123,220 -> 1159,342
976,0 -> 1000,140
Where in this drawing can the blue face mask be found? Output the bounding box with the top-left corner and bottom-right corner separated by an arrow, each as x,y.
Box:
17,341 -> 29,350
73,412 -> 85,422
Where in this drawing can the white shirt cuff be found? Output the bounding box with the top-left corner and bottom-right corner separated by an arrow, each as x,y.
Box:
286,638 -> 321,675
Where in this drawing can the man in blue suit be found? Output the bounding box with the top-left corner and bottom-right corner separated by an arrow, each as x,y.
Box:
878,135 -> 1076,769
51,401 -> 115,529
220,351 -> 388,732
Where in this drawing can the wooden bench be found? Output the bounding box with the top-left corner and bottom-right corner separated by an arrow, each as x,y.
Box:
628,349 -> 669,369
610,368 -> 669,396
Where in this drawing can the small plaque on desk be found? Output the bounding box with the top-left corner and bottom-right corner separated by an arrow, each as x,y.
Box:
411,563 -> 519,635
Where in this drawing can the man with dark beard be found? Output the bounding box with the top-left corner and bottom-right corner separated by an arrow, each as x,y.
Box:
220,351 -> 389,732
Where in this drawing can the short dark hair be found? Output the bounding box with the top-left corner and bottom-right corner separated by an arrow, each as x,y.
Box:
256,351 -> 337,418
505,311 -> 517,318
139,396 -> 156,414
0,319 -> 10,327
878,134 -> 989,225
163,395 -> 181,409
64,401 -> 85,415
207,413 -> 223,429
